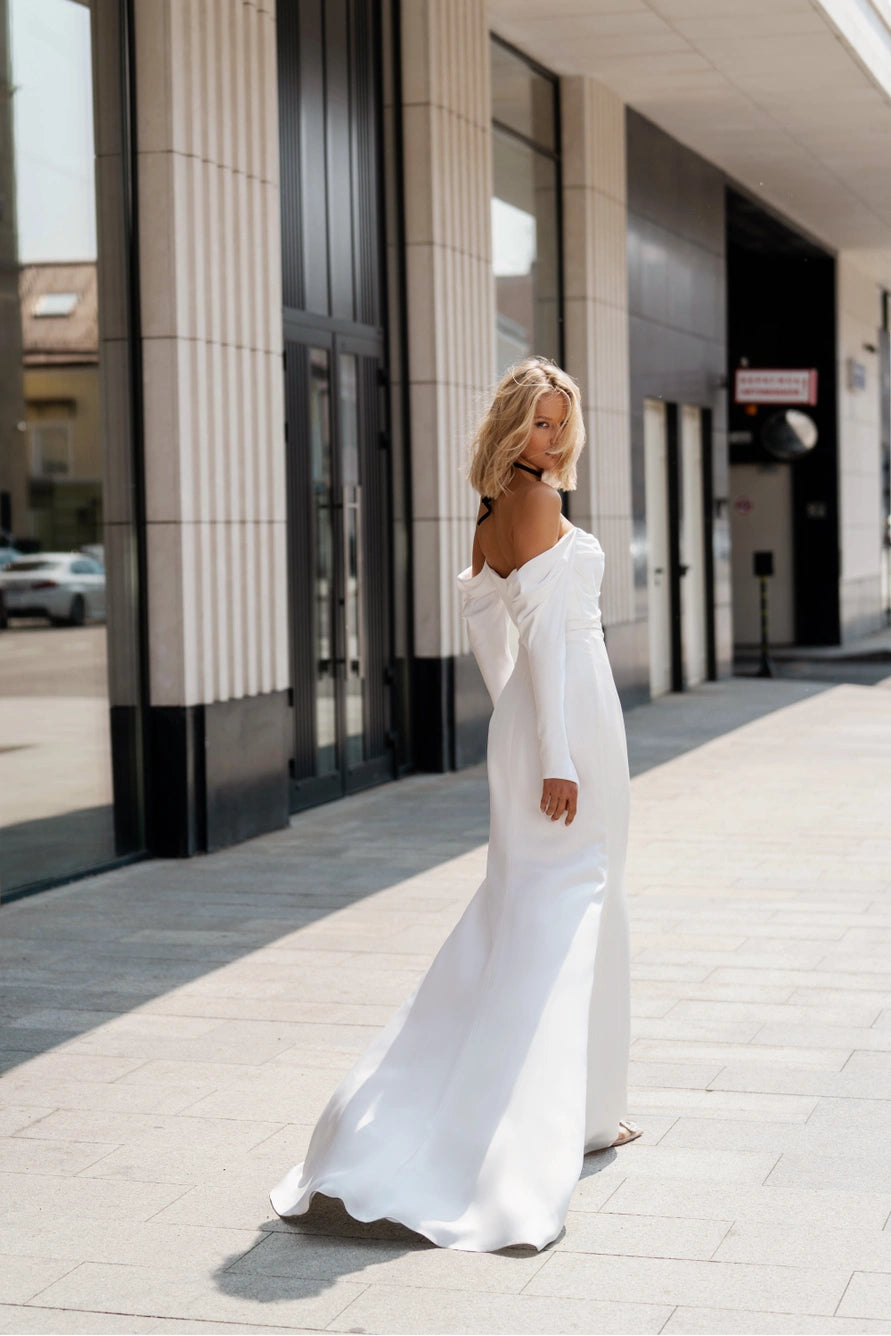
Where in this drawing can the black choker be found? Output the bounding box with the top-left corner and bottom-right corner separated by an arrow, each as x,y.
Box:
514,460 -> 544,479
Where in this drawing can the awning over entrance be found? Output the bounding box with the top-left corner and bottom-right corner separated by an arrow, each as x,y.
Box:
488,0 -> 891,282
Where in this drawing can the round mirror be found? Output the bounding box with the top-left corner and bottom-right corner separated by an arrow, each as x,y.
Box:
761,409 -> 818,461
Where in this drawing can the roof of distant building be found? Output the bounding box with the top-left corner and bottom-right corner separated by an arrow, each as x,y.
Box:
20,262 -> 98,366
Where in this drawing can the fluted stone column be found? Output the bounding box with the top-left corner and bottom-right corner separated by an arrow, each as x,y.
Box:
561,77 -> 640,690
400,0 -> 496,767
133,0 -> 289,852
837,256 -> 885,640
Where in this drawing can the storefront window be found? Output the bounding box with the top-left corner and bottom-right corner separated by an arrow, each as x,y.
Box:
491,38 -> 562,373
0,0 -> 144,898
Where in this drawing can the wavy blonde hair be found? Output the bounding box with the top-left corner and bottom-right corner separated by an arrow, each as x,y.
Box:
468,356 -> 585,497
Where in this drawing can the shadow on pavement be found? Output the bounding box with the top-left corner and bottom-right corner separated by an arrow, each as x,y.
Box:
208,1143 -> 620,1304
1,803 -> 116,894
0,674 -> 863,1086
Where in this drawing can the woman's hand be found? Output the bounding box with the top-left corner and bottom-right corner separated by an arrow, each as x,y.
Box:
541,778 -> 578,825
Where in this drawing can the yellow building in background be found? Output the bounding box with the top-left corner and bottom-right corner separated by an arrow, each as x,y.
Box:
20,262 -> 101,552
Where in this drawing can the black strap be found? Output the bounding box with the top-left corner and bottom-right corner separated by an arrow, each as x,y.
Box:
513,460 -> 544,479
477,496 -> 493,526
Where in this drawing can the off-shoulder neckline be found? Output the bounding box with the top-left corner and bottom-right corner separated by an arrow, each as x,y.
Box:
476,525 -> 578,583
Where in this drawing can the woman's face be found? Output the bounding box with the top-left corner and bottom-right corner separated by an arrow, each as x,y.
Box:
521,392 -> 567,471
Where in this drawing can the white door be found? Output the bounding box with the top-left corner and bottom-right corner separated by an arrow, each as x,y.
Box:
729,462 -> 795,645
644,398 -> 672,697
680,405 -> 707,686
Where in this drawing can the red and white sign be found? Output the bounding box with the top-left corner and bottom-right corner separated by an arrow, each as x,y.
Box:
733,495 -> 754,517
734,368 -> 818,405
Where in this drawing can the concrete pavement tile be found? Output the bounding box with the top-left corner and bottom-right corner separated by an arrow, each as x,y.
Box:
578,1144 -> 779,1185
173,1068 -> 337,1123
845,1051 -> 891,1073
27,1261 -> 366,1329
804,1097 -> 891,1135
634,949 -> 830,970
0,1106 -> 54,1135
817,955 -> 891,976
0,1138 -> 117,1176
631,1018 -> 763,1043
13,1109 -> 284,1151
630,964 -> 714,982
602,1179 -> 891,1230
0,1257 -> 81,1304
631,996 -> 678,1018
2,1054 -> 150,1083
709,967 -> 891,993
628,1089 -> 818,1122
766,1149 -> 891,1192
658,1117 -> 805,1152
626,1061 -> 725,1089
147,1322 -> 310,1334
114,1060 -> 264,1086
0,1076 -> 220,1116
243,1124 -> 312,1161
627,934 -> 747,952
268,1045 -> 372,1071
142,1178 -> 283,1232
668,998 -> 885,1028
58,1031 -> 303,1066
560,1211 -> 730,1259
143,995 -> 396,1027
228,1228 -> 550,1293
8,1011 -> 219,1038
523,1252 -> 852,1314
0,1171 -> 189,1223
562,1169 -> 625,1212
712,1064 -> 891,1099
76,1142 -> 283,1185
0,1219 -> 267,1270
837,1272 -> 891,1320
663,1308 -> 891,1333
752,1023 -> 891,1052
0,1306 -> 161,1333
631,1040 -> 850,1070
688,921 -> 848,942
325,1283 -> 673,1334
713,1219 -> 891,1270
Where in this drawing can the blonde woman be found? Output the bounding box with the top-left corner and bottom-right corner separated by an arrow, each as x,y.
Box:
270,356 -> 639,1252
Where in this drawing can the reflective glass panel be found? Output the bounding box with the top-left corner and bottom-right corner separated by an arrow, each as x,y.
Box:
492,128 -> 561,373
0,0 -> 140,894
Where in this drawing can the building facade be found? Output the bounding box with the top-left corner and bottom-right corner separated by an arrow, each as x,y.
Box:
1,0 -> 890,900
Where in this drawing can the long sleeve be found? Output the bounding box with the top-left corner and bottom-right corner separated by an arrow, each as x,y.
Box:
457,568 -> 516,707
509,533 -> 578,785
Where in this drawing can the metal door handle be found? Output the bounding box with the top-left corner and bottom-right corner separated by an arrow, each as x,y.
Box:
342,483 -> 365,680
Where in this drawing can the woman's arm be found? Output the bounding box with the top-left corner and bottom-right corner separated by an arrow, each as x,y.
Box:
510,500 -> 579,825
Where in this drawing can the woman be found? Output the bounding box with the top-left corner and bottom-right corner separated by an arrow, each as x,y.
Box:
270,356 -> 639,1252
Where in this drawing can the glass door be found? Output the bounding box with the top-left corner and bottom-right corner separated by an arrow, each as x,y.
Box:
284,325 -> 393,810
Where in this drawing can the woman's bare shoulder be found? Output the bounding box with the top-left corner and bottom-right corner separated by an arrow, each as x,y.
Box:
511,485 -> 562,567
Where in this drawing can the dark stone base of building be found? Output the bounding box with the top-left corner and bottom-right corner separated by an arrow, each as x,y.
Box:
147,692 -> 291,857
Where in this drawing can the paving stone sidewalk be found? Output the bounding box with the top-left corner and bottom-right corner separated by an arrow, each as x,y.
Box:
1,675 -> 891,1335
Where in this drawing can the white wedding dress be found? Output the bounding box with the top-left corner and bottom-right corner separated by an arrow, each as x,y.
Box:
270,526 -> 631,1252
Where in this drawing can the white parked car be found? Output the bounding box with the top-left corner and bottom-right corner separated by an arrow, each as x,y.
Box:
0,553 -> 106,625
